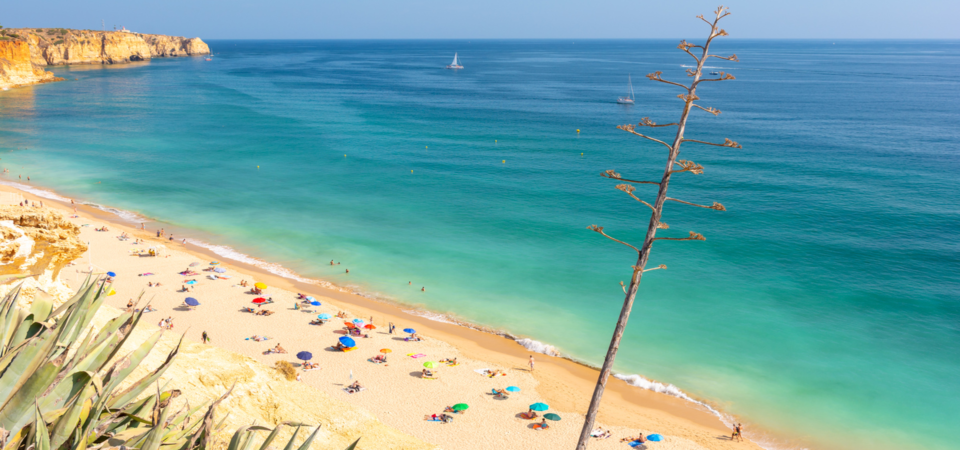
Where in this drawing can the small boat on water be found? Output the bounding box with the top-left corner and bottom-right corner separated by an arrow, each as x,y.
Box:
710,71 -> 720,75
446,52 -> 463,70
617,75 -> 635,104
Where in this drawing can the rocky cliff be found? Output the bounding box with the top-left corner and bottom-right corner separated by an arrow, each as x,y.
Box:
0,27 -> 209,88
0,206 -> 86,279
0,39 -> 59,89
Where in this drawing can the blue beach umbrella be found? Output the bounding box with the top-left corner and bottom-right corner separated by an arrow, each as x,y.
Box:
214,267 -> 226,273
647,434 -> 663,442
403,328 -> 416,334
529,402 -> 549,411
339,336 -> 356,348
318,313 -> 332,320
310,301 -> 321,306
352,318 -> 364,324
185,280 -> 197,285
107,271 -> 116,277
306,296 -> 316,301
506,386 -> 520,392
296,351 -> 313,361
184,297 -> 200,306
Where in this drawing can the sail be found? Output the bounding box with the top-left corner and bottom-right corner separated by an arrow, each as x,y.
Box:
451,53 -> 459,66
628,75 -> 635,100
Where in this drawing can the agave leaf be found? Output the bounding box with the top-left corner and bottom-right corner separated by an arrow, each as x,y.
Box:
37,371 -> 93,417
295,425 -> 322,450
0,339 -> 32,378
28,290 -> 54,324
184,384 -> 234,450
6,313 -> 37,351
79,282 -> 109,329
102,329 -> 163,388
112,426 -> 150,443
0,322 -> 65,414
0,285 -> 24,353
34,402 -> 51,450
107,336 -> 183,409
48,384 -> 94,449
54,280 -> 101,346
343,437 -> 361,450
226,427 -> 250,450
258,422 -> 303,450
0,361 -> 60,435
72,425 -> 87,450
280,426 -> 300,450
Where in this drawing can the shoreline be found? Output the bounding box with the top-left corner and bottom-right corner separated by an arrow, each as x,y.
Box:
0,179 -> 772,450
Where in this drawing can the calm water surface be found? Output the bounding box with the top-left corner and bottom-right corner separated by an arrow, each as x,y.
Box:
1,39 -> 958,450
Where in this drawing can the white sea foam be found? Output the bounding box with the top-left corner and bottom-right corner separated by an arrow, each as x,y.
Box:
184,238 -> 328,286
515,338 -> 560,357
0,181 -> 72,202
402,309 -> 457,325
83,203 -> 149,223
614,373 -> 727,420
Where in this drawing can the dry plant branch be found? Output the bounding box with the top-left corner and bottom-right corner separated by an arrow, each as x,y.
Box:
577,6 -> 739,449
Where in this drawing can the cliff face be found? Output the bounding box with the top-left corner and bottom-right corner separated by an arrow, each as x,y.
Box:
0,28 -> 209,88
0,40 -> 58,89
12,28 -> 210,66
0,206 -> 87,279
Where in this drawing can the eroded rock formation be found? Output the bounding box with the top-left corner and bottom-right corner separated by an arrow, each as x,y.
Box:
0,206 -> 86,279
0,28 -> 209,88
0,40 -> 59,89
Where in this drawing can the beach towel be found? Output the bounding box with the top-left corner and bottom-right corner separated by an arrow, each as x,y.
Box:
407,353 -> 426,358
532,424 -> 549,430
628,441 -> 646,448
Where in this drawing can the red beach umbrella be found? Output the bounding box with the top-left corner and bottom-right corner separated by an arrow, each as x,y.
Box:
344,322 -> 356,328
252,298 -> 267,304
364,324 -> 376,330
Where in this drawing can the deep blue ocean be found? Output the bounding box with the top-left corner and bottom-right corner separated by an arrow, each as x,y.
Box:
1,39 -> 958,450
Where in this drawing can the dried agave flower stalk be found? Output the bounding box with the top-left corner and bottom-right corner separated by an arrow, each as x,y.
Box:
577,6 -> 740,449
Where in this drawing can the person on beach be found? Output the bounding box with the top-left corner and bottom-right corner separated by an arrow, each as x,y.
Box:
388,322 -> 395,334
529,355 -> 535,371
330,260 -> 334,265
732,423 -> 743,442
202,331 -> 210,343
421,286 -> 425,292
345,269 -> 349,274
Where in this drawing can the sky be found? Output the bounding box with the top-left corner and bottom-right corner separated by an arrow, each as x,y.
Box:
4,0 -> 959,39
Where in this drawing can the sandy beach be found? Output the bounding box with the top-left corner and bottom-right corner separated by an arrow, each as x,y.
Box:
1,182 -> 762,450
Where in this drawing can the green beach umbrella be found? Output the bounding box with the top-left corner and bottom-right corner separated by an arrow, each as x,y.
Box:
544,413 -> 561,421
452,403 -> 469,411
423,361 -> 438,369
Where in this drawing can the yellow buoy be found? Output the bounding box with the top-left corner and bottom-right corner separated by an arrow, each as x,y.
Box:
344,154 -> 347,157
257,165 -> 259,169
502,160 -> 505,164
411,170 -> 414,173
577,129 -> 580,133
425,146 -> 428,149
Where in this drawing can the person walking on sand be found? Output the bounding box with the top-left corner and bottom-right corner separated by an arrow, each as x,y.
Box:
202,331 -> 211,344
731,423 -> 741,442
529,355 -> 535,371
389,322 -> 395,334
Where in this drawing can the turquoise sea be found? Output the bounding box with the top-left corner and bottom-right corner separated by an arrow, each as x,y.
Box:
1,39 -> 958,449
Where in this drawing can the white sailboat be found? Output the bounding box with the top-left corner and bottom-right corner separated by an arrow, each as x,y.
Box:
446,52 -> 464,70
617,75 -> 635,104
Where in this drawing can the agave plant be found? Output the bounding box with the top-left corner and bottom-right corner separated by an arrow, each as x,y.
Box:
0,276 -> 357,450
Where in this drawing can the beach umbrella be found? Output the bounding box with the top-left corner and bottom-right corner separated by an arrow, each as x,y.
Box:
423,361 -> 438,369
380,348 -> 392,353
254,282 -> 267,289
252,298 -> 267,304
296,351 -> 313,361
506,386 -> 520,393
318,313 -> 332,320
452,403 -> 469,412
106,288 -> 117,296
364,324 -> 376,329
210,261 -> 219,265
529,403 -> 549,411
214,267 -> 226,273
543,413 -> 561,421
352,318 -> 364,324
189,262 -> 200,267
107,271 -> 116,277
403,328 -> 416,334
310,300 -> 321,306
339,336 -> 356,348
647,434 -> 663,442
184,297 -> 200,306
306,296 -> 315,301
344,322 -> 356,328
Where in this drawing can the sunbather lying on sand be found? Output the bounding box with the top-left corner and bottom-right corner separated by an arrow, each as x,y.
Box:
493,389 -> 508,399
422,369 -> 435,378
621,433 -> 645,443
345,381 -> 364,393
520,409 -> 538,420
440,357 -> 458,364
255,310 -> 274,316
371,354 -> 387,363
